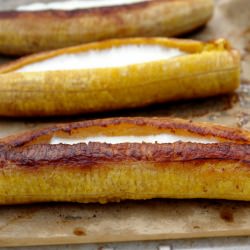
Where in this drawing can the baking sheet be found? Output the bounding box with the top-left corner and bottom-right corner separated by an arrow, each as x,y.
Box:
0,0 -> 250,247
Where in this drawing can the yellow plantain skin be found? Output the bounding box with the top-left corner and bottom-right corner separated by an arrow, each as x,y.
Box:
0,0 -> 214,55
2,161 -> 250,205
1,117 -> 250,204
0,38 -> 241,117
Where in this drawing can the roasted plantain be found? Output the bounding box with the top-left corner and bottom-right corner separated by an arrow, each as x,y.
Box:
1,117 -> 250,204
0,38 -> 240,117
0,0 -> 214,55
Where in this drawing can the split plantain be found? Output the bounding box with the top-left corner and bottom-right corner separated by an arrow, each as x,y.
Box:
1,117 -> 250,204
0,37 -> 240,117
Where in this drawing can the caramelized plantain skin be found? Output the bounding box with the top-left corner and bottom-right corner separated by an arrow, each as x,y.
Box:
0,0 -> 213,55
0,38 -> 241,117
1,117 -> 250,204
2,117 -> 250,147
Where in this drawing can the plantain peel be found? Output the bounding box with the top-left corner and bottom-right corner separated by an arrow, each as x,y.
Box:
1,117 -> 250,205
0,38 -> 240,117
0,0 -> 213,55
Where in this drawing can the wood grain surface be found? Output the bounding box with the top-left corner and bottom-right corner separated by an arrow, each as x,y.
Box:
0,0 -> 250,247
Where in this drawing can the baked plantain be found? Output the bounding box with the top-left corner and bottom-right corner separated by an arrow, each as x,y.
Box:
1,117 -> 250,204
0,0 -> 214,55
0,38 -> 240,117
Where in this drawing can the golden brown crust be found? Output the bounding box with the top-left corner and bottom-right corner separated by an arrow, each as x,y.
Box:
1,117 -> 250,168
0,0 -> 214,55
2,117 -> 250,148
1,142 -> 250,170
